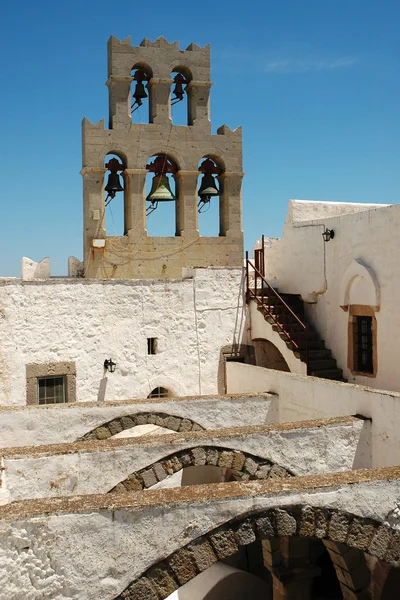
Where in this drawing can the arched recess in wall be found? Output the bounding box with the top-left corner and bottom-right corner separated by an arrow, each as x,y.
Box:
198,156 -> 224,237
131,62 -> 152,123
104,152 -> 127,236
252,338 -> 290,372
170,65 -> 192,125
340,259 -> 380,378
145,153 -> 179,236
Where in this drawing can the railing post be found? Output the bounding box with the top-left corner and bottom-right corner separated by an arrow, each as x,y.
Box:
261,234 -> 265,277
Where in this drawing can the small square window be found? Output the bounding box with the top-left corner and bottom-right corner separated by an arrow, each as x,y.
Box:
37,376 -> 66,405
147,338 -> 158,355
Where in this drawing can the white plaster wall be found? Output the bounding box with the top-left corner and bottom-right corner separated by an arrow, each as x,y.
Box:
227,362 -> 400,468
249,301 -> 307,375
0,393 -> 274,448
260,200 -> 400,392
0,267 -> 245,406
0,477 -> 399,600
3,419 -> 367,501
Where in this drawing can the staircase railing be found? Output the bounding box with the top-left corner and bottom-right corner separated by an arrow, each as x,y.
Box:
245,239 -> 309,371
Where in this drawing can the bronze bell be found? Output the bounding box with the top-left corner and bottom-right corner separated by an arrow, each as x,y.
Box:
146,174 -> 176,203
133,82 -> 148,105
105,172 -> 124,197
198,173 -> 219,201
172,82 -> 184,101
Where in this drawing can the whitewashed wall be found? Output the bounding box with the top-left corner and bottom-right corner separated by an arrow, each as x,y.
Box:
259,200 -> 400,392
0,268 -> 245,406
227,362 -> 400,469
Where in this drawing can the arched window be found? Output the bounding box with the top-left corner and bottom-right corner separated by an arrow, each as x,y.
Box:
147,387 -> 171,399
170,66 -> 192,125
131,63 -> 152,123
145,154 -> 179,236
197,157 -> 223,237
104,152 -> 127,236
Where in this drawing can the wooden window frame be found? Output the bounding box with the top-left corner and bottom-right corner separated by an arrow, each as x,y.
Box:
347,305 -> 377,378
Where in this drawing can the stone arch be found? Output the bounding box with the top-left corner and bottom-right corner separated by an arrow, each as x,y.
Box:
340,258 -> 380,312
108,446 -> 293,493
252,338 -> 290,372
113,505 -> 400,600
77,412 -> 204,442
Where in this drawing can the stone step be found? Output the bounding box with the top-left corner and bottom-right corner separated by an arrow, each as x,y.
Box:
307,357 -> 338,371
294,348 -> 332,360
309,368 -> 344,380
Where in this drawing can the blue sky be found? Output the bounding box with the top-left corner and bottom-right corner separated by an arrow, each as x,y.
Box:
1,0 -> 399,275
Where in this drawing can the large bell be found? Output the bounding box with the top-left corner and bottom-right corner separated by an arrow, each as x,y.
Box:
146,175 -> 176,203
133,82 -> 148,105
105,172 -> 124,197
198,173 -> 219,201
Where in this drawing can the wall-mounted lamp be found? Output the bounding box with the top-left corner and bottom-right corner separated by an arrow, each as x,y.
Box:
322,228 -> 335,242
104,358 -> 116,373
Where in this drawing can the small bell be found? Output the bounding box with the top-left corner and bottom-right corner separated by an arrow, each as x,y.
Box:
132,70 -> 148,107
105,172 -> 124,198
198,173 -> 219,202
172,74 -> 186,102
146,174 -> 176,203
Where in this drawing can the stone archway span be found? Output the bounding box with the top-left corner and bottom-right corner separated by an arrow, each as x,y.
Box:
113,505 -> 400,600
77,412 -> 204,442
108,446 -> 294,493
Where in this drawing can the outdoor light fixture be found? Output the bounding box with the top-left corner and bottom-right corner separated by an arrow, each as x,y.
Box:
104,358 -> 116,373
322,228 -> 335,242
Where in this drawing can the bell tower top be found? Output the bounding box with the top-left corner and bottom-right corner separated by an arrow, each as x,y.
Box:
107,35 -> 211,130
81,36 -> 244,280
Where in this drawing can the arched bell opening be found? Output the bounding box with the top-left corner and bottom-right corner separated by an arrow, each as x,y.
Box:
145,154 -> 179,236
104,152 -> 127,236
170,65 -> 192,125
197,156 -> 224,237
131,62 -> 152,123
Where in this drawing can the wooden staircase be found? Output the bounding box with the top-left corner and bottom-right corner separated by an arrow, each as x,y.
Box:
246,237 -> 346,382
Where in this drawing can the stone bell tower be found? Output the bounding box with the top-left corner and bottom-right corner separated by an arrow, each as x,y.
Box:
81,35 -> 244,279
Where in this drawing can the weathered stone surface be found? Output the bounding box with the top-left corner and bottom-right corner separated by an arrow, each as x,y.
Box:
165,416 -> 181,431
179,419 -> 193,432
236,519 -> 256,546
136,414 -> 148,425
124,475 -> 142,492
205,448 -> 218,466
121,578 -> 158,600
188,539 -> 218,572
273,509 -> 297,536
191,448 -> 206,466
191,423 -> 203,431
153,463 -> 167,482
269,464 -> 290,478
141,469 -> 157,488
121,416 -> 135,430
146,562 -> 178,597
112,483 -> 126,493
384,531 -> 400,564
210,529 -> 238,559
231,452 -> 245,471
299,506 -> 315,537
255,515 -> 276,539
328,511 -> 352,543
369,525 -> 392,560
255,465 -> 271,479
180,452 -> 192,467
347,518 -> 376,551
315,509 -> 329,538
244,457 -> 258,475
167,548 -> 198,585
95,426 -> 111,440
218,451 -> 234,468
109,419 -> 123,436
